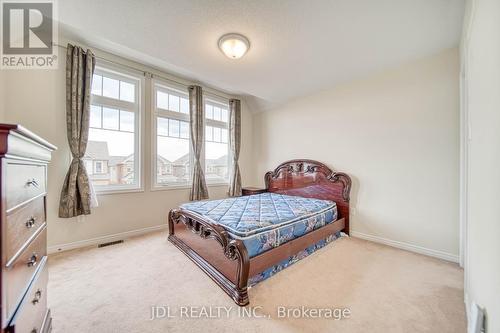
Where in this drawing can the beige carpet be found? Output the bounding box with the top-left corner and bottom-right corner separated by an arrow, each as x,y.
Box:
48,231 -> 466,333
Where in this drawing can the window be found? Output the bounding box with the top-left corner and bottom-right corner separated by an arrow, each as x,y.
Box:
95,161 -> 103,174
153,82 -> 191,187
153,82 -> 231,188
87,66 -> 142,191
204,98 -> 230,184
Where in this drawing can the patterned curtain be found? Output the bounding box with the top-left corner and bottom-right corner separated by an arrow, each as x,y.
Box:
59,44 -> 96,218
228,99 -> 242,196
188,85 -> 209,201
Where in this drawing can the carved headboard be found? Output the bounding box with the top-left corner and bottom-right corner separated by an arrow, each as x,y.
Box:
264,159 -> 352,234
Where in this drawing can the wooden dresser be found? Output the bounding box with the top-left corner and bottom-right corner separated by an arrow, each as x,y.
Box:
0,124 -> 56,333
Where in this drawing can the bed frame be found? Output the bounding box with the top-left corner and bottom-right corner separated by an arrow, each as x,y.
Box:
168,159 -> 351,306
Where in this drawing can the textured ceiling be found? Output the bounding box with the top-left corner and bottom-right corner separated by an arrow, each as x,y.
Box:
58,0 -> 465,111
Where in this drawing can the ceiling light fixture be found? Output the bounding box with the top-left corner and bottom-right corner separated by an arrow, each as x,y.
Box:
218,33 -> 250,59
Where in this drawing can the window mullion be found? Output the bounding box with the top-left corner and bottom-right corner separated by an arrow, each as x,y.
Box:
92,95 -> 136,110
206,119 -> 227,128
156,109 -> 189,121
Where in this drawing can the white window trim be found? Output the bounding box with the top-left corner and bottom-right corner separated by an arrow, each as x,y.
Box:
203,94 -> 231,186
151,79 -> 193,190
90,63 -> 145,195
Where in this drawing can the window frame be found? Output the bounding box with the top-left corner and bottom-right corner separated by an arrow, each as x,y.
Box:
94,161 -> 103,174
151,79 -> 193,190
203,94 -> 231,186
88,63 -> 145,194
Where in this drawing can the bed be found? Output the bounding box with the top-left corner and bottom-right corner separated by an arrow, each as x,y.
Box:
168,159 -> 351,306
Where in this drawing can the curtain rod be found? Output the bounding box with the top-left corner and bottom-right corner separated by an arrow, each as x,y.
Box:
54,43 -> 235,101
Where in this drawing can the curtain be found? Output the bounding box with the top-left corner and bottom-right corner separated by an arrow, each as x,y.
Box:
59,44 -> 96,218
188,85 -> 209,201
228,99 -> 242,197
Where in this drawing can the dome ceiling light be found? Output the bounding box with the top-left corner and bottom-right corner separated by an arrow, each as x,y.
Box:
218,33 -> 250,59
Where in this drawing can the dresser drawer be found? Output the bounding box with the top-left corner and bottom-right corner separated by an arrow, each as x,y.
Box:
6,162 -> 47,211
6,197 -> 46,263
7,256 -> 48,333
5,228 -> 47,320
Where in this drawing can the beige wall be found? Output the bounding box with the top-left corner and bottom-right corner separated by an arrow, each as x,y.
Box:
463,0 -> 500,330
0,71 -> 5,119
0,46 -> 254,248
252,48 -> 460,257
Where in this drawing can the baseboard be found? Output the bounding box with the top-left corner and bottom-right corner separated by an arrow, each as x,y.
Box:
351,231 -> 460,263
48,224 -> 168,254
49,226 -> 459,262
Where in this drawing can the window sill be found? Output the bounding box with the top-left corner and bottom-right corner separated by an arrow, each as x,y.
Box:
150,182 -> 228,192
150,184 -> 191,192
206,183 -> 229,187
94,183 -> 229,194
95,187 -> 144,196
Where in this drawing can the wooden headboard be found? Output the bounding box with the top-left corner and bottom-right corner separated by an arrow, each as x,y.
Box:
264,159 -> 352,234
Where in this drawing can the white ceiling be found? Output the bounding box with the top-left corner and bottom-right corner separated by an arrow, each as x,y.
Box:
58,0 -> 465,111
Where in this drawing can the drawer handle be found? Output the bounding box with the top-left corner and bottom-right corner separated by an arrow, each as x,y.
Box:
27,254 -> 38,267
26,217 -> 36,228
32,289 -> 42,305
26,178 -> 40,188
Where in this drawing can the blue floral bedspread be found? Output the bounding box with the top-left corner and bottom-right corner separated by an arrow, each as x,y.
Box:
180,193 -> 338,257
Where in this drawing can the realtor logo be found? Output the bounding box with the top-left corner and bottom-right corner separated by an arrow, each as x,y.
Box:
1,0 -> 58,69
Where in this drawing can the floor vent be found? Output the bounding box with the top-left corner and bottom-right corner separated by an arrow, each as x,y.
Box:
98,240 -> 124,248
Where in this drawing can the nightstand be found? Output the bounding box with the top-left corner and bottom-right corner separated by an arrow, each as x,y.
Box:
241,187 -> 267,196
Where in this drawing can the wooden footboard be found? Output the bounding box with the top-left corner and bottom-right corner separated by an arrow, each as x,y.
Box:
168,209 -> 250,305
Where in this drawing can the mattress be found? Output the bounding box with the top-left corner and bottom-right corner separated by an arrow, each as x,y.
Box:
180,192 -> 338,257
